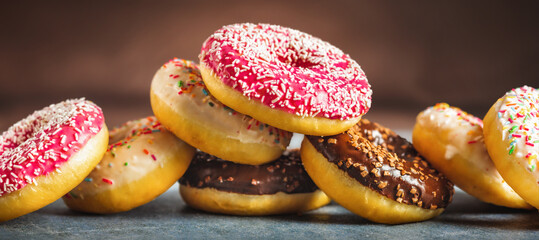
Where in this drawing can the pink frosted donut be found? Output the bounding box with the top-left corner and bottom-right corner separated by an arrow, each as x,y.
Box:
0,98 -> 109,221
199,23 -> 372,135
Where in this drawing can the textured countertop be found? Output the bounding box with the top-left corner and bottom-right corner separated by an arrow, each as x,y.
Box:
1,184 -> 538,240
1,132 -> 538,239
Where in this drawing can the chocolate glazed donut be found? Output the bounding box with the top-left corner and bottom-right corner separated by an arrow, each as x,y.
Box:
179,150 -> 330,215
301,119 -> 454,224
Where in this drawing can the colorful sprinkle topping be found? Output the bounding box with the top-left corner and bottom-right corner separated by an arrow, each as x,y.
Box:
497,86 -> 539,173
107,116 -> 162,153
160,58 -> 292,146
431,103 -> 483,127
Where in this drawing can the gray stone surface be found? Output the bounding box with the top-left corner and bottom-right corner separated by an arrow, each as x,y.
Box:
2,131 -> 538,239
1,184 -> 538,240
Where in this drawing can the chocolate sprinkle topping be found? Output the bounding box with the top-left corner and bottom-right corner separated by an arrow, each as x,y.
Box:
179,149 -> 319,195
306,119 -> 454,209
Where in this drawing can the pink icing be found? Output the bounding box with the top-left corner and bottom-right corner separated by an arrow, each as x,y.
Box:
200,23 -> 372,120
0,99 -> 104,196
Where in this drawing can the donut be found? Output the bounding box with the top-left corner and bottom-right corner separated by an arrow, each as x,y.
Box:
413,103 -> 530,209
0,99 -> 108,222
151,58 -> 292,165
199,23 -> 372,136
301,119 -> 454,224
483,86 -> 539,209
63,116 -> 195,214
179,149 -> 330,215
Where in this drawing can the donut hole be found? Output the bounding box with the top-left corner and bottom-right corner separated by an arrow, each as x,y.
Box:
2,118 -> 53,151
2,101 -> 80,153
108,118 -> 157,145
277,54 -> 318,69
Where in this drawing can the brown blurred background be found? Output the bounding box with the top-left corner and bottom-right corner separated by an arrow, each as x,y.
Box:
1,0 -> 538,131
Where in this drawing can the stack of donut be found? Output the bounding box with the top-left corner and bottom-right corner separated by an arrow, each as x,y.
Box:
413,86 -> 539,210
148,23 -> 380,216
149,57 -> 330,215
155,23 -> 455,223
1,22 -> 535,224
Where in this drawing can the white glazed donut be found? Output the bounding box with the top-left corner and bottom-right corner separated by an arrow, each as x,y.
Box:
150,58 -> 291,165
413,103 -> 531,209
483,86 -> 539,209
63,116 -> 195,213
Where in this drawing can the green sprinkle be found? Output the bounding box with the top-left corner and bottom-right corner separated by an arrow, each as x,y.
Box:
124,162 -> 129,166
509,126 -> 518,133
69,192 -> 79,199
84,178 -> 93,182
509,145 -> 515,155
178,81 -> 183,88
208,102 -> 214,107
531,165 -> 536,172
108,163 -> 113,168
127,145 -> 131,149
202,89 -> 209,96
111,151 -> 116,158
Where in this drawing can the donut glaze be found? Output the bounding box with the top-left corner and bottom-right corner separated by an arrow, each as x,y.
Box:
308,119 -> 453,209
413,103 -> 530,209
1,98 -> 105,196
483,86 -> 539,209
199,23 -> 371,120
180,150 -> 318,195
302,119 -> 454,223
0,99 -> 108,221
151,58 -> 291,164
63,116 -> 195,213
179,150 -> 330,215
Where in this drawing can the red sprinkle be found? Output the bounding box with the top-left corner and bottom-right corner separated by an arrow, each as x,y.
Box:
102,178 -> 113,185
512,134 -> 522,138
467,140 -> 477,144
143,149 -> 149,155
151,154 -> 157,161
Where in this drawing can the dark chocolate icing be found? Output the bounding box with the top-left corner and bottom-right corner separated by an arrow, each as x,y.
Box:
179,149 -> 319,195
306,119 -> 454,209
